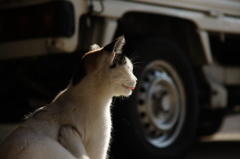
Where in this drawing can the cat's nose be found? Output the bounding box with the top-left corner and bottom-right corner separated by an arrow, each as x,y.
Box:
132,77 -> 137,90
130,78 -> 137,91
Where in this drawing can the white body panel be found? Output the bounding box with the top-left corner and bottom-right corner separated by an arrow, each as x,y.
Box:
0,0 -> 239,58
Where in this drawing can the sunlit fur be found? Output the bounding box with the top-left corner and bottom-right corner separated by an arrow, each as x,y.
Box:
0,38 -> 136,159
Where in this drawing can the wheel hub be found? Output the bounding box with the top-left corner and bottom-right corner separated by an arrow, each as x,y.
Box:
137,60 -> 185,148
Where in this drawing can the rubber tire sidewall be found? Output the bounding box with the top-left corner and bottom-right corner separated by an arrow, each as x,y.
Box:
111,37 -> 199,159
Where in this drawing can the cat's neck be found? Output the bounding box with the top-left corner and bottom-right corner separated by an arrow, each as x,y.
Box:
54,74 -> 114,109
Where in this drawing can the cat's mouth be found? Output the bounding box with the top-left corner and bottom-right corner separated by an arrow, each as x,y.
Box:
122,84 -> 135,90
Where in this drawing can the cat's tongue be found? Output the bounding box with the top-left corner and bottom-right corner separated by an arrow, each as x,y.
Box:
131,87 -> 135,90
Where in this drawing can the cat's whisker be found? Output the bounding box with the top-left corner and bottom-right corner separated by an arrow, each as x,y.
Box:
129,49 -> 136,59
131,55 -> 140,62
133,61 -> 143,65
130,50 -> 140,63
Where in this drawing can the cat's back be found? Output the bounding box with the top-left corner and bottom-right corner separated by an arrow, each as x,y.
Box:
0,108 -> 61,159
0,120 -> 63,159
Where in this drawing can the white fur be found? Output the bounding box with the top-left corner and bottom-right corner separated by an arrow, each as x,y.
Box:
90,44 -> 101,51
0,47 -> 137,159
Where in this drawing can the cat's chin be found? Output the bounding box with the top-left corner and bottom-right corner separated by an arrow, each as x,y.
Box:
122,84 -> 133,90
115,92 -> 132,97
114,85 -> 133,97
121,85 -> 134,96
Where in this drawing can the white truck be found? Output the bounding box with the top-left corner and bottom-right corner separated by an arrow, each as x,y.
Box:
0,0 -> 240,158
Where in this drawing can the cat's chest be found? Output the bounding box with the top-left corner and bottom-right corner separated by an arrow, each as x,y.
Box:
80,105 -> 112,139
84,111 -> 112,152
84,114 -> 112,158
87,110 -> 111,134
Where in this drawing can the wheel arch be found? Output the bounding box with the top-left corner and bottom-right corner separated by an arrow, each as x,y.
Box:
114,12 -> 212,110
115,12 -> 208,66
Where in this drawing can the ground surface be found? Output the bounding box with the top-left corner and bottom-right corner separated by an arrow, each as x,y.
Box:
186,114 -> 240,159
1,114 -> 240,158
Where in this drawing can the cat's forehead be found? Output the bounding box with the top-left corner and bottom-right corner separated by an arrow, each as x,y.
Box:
125,57 -> 133,70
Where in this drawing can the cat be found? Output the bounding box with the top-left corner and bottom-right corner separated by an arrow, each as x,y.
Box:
0,36 -> 137,159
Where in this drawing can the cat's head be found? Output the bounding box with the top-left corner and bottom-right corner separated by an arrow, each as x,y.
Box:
73,36 -> 137,97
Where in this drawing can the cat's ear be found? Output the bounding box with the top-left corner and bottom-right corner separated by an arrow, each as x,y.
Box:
90,44 -> 101,51
103,35 -> 125,54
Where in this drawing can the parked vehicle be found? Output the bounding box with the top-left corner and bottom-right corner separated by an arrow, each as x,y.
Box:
0,0 -> 240,158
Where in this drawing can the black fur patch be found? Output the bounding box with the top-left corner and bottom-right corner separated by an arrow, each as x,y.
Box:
71,60 -> 87,86
110,54 -> 126,68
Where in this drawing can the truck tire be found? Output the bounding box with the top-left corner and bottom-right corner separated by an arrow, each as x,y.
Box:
198,109 -> 225,136
111,37 -> 199,159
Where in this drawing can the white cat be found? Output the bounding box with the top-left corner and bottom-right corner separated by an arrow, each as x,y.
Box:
0,36 -> 137,159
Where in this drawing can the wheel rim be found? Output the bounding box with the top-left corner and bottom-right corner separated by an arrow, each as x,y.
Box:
137,60 -> 186,148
